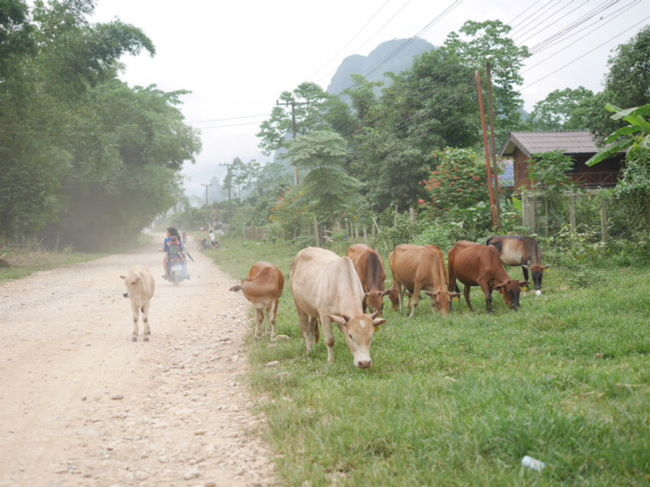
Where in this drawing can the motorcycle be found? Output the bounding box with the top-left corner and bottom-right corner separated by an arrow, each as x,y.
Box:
167,255 -> 189,285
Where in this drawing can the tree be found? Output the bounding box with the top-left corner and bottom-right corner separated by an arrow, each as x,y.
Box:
588,26 -> 650,140
423,148 -> 488,213
443,20 -> 530,134
528,87 -> 596,131
287,130 -> 360,225
256,82 -> 332,154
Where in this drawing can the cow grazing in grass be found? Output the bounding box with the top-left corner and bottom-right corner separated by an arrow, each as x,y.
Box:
230,261 -> 285,338
291,247 -> 386,368
389,244 -> 459,317
121,266 -> 155,341
448,241 -> 527,313
347,244 -> 391,315
487,235 -> 549,294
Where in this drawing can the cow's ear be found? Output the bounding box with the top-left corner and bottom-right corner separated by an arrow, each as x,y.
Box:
372,318 -> 386,329
522,264 -> 530,270
120,275 -> 126,280
519,281 -> 529,287
328,314 -> 349,326
369,311 -> 379,319
494,281 -> 508,290
381,290 -> 392,297
544,265 -> 551,270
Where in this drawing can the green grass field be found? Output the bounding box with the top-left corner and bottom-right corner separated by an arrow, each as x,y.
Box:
209,237 -> 650,486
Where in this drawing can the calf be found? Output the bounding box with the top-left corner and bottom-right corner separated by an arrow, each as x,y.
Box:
389,244 -> 459,317
120,266 -> 155,341
347,244 -> 391,314
487,235 -> 549,293
291,247 -> 386,368
448,241 -> 527,313
230,261 -> 285,338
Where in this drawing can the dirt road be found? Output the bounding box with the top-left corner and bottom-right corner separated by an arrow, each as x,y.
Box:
0,236 -> 278,487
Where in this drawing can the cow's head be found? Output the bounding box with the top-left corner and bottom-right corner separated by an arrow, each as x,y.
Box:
365,289 -> 393,315
328,312 -> 386,368
423,289 -> 461,315
495,280 -> 528,310
523,264 -> 550,291
120,272 -> 140,296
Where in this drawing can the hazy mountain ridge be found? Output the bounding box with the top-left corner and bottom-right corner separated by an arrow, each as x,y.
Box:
327,37 -> 435,94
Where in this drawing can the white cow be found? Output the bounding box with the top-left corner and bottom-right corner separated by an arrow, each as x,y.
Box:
120,266 -> 155,341
290,247 -> 386,368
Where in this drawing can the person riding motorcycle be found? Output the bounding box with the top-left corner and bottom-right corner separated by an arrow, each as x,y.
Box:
162,227 -> 187,280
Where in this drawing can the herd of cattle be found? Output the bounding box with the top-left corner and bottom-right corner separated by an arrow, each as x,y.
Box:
119,236 -> 546,367
226,235 -> 548,369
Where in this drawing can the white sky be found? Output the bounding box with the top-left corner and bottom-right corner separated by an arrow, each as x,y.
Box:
91,0 -> 649,200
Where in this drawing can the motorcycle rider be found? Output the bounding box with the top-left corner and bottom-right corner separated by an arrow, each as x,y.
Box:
162,227 -> 186,280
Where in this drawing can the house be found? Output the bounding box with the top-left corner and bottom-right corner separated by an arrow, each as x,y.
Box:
501,131 -> 624,191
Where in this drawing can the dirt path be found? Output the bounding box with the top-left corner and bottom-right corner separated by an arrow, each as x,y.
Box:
0,235 -> 278,487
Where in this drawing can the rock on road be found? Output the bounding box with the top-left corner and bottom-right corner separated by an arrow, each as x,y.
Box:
0,235 -> 278,487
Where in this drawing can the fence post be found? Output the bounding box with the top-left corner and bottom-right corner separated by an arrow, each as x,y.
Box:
522,191 -> 537,232
600,197 -> 609,244
569,192 -> 577,236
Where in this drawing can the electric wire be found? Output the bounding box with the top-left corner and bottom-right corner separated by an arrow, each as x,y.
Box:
521,14 -> 650,91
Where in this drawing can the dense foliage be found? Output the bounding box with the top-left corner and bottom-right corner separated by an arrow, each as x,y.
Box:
0,0 -> 200,249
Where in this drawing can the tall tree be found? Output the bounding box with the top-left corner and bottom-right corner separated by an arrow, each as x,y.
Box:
443,19 -> 530,134
287,130 -> 360,225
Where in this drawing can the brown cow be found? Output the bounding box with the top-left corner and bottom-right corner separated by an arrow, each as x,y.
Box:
389,244 -> 459,317
487,235 -> 549,294
448,241 -> 527,313
347,244 -> 391,314
291,247 -> 386,368
230,261 -> 284,338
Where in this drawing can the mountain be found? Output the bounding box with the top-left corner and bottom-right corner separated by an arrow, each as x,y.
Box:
326,37 -> 435,95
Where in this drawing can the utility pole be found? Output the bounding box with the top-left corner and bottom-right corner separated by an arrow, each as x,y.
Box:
485,64 -> 502,228
475,70 -> 501,229
219,162 -> 233,201
276,98 -> 309,185
200,183 -> 212,207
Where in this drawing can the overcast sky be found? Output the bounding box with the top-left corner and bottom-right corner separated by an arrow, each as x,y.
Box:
91,0 -> 649,201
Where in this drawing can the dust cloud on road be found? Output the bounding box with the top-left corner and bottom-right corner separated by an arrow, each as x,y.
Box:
0,235 -> 278,487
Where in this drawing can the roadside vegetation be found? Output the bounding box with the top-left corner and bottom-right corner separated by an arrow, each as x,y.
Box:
210,237 -> 650,487
0,234 -> 152,283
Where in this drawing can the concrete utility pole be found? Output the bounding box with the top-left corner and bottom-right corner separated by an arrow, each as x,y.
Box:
475,70 -> 501,230
200,183 -> 212,207
276,98 -> 309,185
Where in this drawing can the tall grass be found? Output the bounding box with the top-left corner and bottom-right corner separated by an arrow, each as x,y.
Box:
210,237 -> 650,486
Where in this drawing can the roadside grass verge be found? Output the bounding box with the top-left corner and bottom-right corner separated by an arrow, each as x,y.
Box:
0,233 -> 153,283
208,237 -> 650,486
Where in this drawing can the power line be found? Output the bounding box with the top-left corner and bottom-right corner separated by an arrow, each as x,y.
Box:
363,0 -> 464,79
348,0 -> 415,58
523,0 -> 641,72
306,0 -> 392,83
521,14 -> 650,91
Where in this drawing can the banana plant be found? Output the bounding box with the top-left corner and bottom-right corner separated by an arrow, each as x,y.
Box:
586,103 -> 650,166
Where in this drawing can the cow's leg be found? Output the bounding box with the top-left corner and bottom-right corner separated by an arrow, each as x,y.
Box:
395,281 -> 404,312
142,303 -> 151,341
521,265 -> 529,282
320,313 -> 336,364
481,283 -> 493,313
269,299 -> 279,339
409,284 -> 421,318
254,306 -> 265,337
297,308 -> 315,352
131,301 -> 139,341
463,284 -> 473,311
